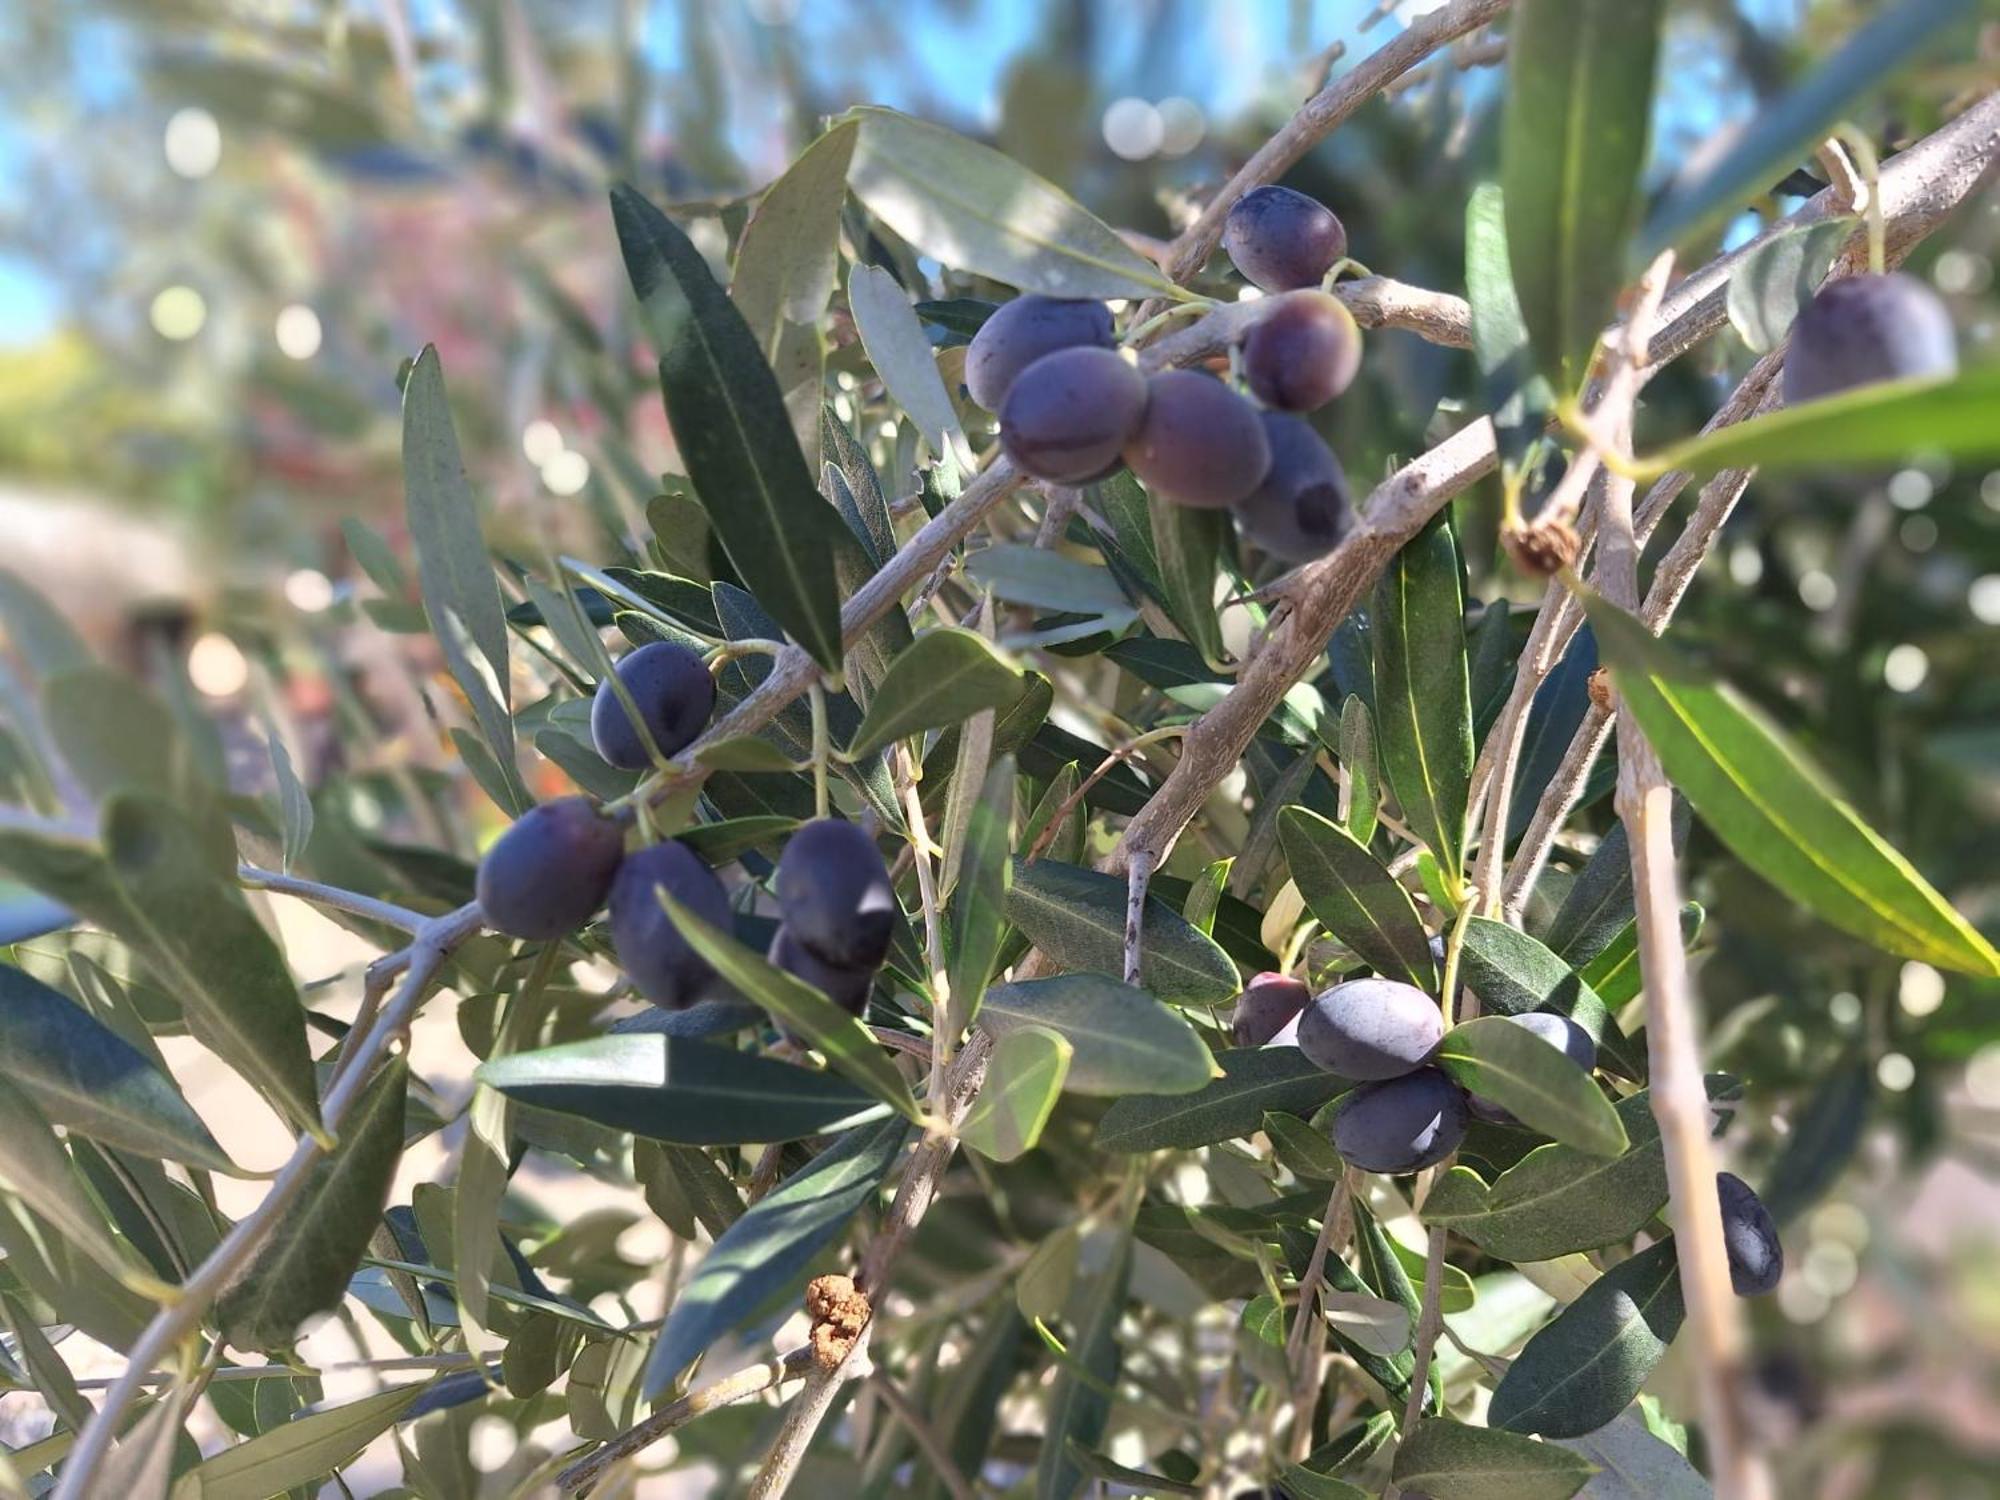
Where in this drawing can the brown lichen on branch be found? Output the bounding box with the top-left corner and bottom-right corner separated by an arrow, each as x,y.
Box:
805,1274 -> 871,1370
1587,667 -> 1615,712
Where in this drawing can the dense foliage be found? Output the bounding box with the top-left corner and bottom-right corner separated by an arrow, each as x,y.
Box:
1,2 -> 1997,1498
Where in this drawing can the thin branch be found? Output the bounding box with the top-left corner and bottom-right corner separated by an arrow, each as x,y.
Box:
749,1032 -> 993,1497
1590,252 -> 1773,1500
51,899 -> 487,1500
556,1349 -> 816,1493
1400,1224 -> 1449,1434
869,1373 -> 981,1500
237,865 -> 429,933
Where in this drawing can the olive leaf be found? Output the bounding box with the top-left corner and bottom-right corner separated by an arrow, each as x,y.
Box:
843,107 -> 1179,300
643,1116 -> 911,1395
1585,592 -> 2000,976
611,183 -> 852,672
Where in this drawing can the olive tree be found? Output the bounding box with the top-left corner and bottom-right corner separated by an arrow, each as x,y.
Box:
2,2 -> 1997,1497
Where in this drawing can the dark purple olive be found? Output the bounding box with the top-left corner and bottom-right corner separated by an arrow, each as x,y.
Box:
475,797 -> 625,939
1717,1172 -> 1784,1296
1231,972 -> 1312,1048
1331,1067 -> 1467,1173
1122,370 -> 1272,508
1782,272 -> 1956,405
590,641 -> 716,770
774,818 -> 898,969
608,841 -> 731,1010
1242,292 -> 1361,412
768,926 -> 876,1017
1232,413 -> 1355,563
1297,978 -> 1443,1081
965,295 -> 1115,412
1467,1011 -> 1597,1124
1222,185 -> 1348,293
998,346 -> 1149,484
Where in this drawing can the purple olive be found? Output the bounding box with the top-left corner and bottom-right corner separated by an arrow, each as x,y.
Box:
609,841 -> 731,1010
591,641 -> 716,770
1297,977 -> 1443,1081
774,818 -> 898,969
965,295 -> 1115,412
1232,412 -> 1355,563
1782,272 -> 1956,405
1231,972 -> 1313,1048
1222,185 -> 1347,293
1717,1172 -> 1784,1296
768,926 -> 876,1017
476,797 -> 625,939
1242,292 -> 1361,412
1123,370 -> 1272,508
999,346 -> 1149,484
1331,1067 -> 1468,1173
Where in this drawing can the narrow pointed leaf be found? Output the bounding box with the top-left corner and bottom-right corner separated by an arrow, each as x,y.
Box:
1423,1090 -> 1676,1261
977,974 -> 1215,1097
1458,917 -> 1632,1073
848,262 -> 964,459
102,794 -> 321,1138
1488,1237 -> 1684,1438
477,1033 -> 890,1144
1279,807 -> 1436,987
1372,514 -> 1472,887
848,629 -> 1025,759
844,107 -> 1177,300
611,183 -> 849,671
644,1115 -> 910,1394
217,1060 -> 407,1354
1337,694 -> 1380,844
1555,1408 -> 1713,1500
1501,0 -> 1666,391
1637,362 -> 2000,480
1436,1016 -> 1627,1156
0,964 -> 237,1175
1098,1048 -> 1346,1152
961,1025 -> 1071,1162
1466,183 -> 1555,497
661,895 -> 923,1121
732,120 -> 858,347
1391,1418 -> 1596,1500
1037,1225 -> 1132,1500
1005,858 -> 1238,1007
947,755 -> 1016,1030
1151,503 -> 1227,665
0,1077 -> 149,1292
0,568 -> 92,677
401,347 -> 519,797
172,1381 -> 425,1500
1585,593 -> 2000,975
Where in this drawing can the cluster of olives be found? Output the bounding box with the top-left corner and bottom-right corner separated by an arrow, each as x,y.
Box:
476,639 -> 896,1021
970,185 -> 1362,564
1782,270 -> 1957,406
1230,970 -> 1784,1296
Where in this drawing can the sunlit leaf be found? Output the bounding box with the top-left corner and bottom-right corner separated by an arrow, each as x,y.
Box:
843,107 -> 1179,300
960,1025 -> 1071,1161
1586,593 -> 2000,975
977,973 -> 1215,1096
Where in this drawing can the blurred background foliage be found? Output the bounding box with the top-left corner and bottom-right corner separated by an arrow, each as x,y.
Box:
0,2 -> 1997,1492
